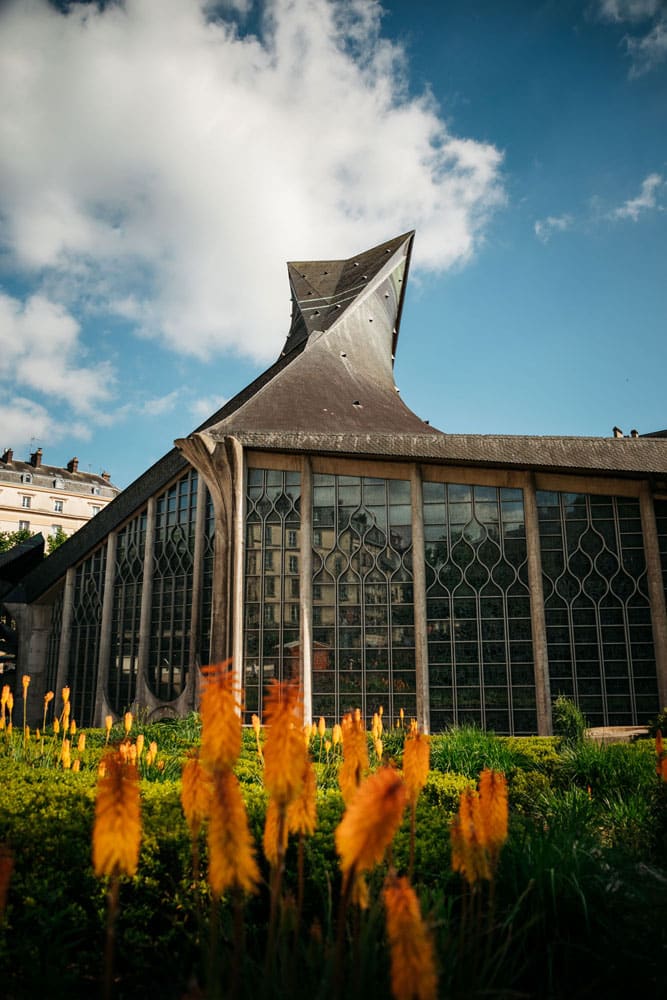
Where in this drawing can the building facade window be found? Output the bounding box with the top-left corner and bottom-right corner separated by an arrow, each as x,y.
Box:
312,474 -> 416,726
423,482 -> 535,735
54,500 -> 64,513
90,505 -> 101,515
109,511 -> 146,714
68,546 -> 107,726
18,520 -> 29,532
21,496 -> 31,509
243,468 -> 301,721
537,491 -> 657,726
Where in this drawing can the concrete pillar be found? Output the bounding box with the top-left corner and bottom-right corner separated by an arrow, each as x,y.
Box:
135,496 -> 156,708
522,475 -> 552,735
300,456 -> 313,726
410,465 -> 430,733
639,484 -> 667,710
93,531 -> 117,725
55,566 -> 76,696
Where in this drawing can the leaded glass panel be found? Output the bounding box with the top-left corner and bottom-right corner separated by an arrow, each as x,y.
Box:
108,511 -> 146,714
69,546 -> 106,726
312,474 -> 416,726
199,488 -> 215,669
537,491 -> 657,726
424,483 -> 535,735
656,499 -> 667,603
45,587 -> 64,694
244,468 -> 301,721
148,470 -> 198,701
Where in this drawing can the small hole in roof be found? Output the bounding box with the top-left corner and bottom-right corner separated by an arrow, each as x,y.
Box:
340,352 -> 347,357
335,304 -> 340,309
353,400 -> 362,407
323,270 -> 328,275
353,261 -> 359,266
314,310 -> 320,315
385,248 -> 391,253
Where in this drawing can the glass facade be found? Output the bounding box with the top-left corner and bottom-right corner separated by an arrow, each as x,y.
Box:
311,474 -> 415,725
108,511 -> 146,714
199,488 -> 215,670
68,546 -> 106,725
243,468 -> 301,721
45,587 -> 63,694
655,499 -> 667,601
423,483 -> 534,735
537,491 -> 657,725
148,470 -> 199,701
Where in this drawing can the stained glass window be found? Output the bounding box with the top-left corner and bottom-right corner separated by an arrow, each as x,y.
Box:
108,511 -> 146,713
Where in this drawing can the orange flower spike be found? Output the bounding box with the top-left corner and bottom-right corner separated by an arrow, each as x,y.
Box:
383,875 -> 437,1000
62,701 -> 70,727
181,752 -> 213,838
70,720 -> 76,736
22,675 -> 30,695
123,712 -> 133,736
454,789 -> 489,884
0,685 -> 8,708
53,718 -> 60,735
92,750 -> 141,878
335,767 -> 408,876
287,757 -> 318,837
478,769 -> 509,856
263,798 -> 288,867
104,715 -> 113,742
135,733 -> 144,757
6,692 -> 13,714
208,769 -> 259,896
402,731 -> 431,805
332,723 -> 342,746
44,691 -> 54,705
318,716 -> 326,739
200,661 -> 241,771
338,711 -> 370,805
72,759 -> 81,773
262,680 -> 307,807
61,686 -> 70,705
77,733 -> 86,753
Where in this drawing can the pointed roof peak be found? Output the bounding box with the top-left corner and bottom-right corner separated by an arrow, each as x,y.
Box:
281,231 -> 414,357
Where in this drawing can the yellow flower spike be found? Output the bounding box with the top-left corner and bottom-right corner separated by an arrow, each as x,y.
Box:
378,705 -> 384,718
61,686 -> 70,705
44,691 -> 54,705
0,718 -> 5,732
263,681 -> 307,809
77,733 -> 86,753
92,749 -> 141,878
318,716 -> 326,739
148,741 -> 158,766
374,737 -> 383,760
61,739 -> 71,770
251,713 -> 261,737
22,675 -> 30,695
208,769 -> 259,897
104,715 -> 113,742
383,874 -> 437,1000
53,718 -> 60,735
0,685 -> 8,707
325,739 -> 332,754
24,726 -> 30,741
181,752 -> 213,838
332,723 -> 342,746
128,744 -> 137,765
199,660 -> 241,771
72,759 -> 81,773
7,692 -> 13,713
135,733 -> 144,758
98,760 -> 107,777
70,720 -> 76,736
338,711 -> 369,805
478,769 -> 508,864
451,788 -> 490,885
119,742 -> 129,763
287,756 -> 318,838
335,767 -> 408,877
123,712 -> 133,736
263,797 -> 288,867
35,728 -> 40,740
403,730 -> 431,805
62,701 -> 70,727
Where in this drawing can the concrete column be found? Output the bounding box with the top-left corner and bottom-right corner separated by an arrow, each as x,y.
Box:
411,465 -> 430,733
55,566 -> 76,696
300,456 -> 313,726
523,475 -> 552,735
229,438 -> 245,697
93,531 -> 117,725
639,484 -> 667,710
135,496 -> 156,707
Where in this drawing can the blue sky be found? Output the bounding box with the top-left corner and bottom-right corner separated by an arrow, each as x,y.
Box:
0,0 -> 665,488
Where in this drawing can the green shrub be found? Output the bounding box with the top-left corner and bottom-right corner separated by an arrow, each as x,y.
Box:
429,725 -> 523,776
552,695 -> 587,745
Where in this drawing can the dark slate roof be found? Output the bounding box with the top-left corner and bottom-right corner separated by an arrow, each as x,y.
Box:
0,459 -> 118,495
0,534 -> 45,601
193,233 -> 427,441
224,430 -> 667,476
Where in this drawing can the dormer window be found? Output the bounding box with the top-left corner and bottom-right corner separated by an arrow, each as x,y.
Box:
53,477 -> 64,489
91,486 -> 101,496
21,473 -> 32,484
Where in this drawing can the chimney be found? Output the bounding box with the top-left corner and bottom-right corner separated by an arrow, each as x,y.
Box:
101,471 -> 111,483
30,447 -> 43,468
612,426 -> 623,439
67,457 -> 79,473
630,429 -> 639,438
1,448 -> 13,464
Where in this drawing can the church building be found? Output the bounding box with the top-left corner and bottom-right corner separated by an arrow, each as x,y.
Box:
4,232 -> 667,735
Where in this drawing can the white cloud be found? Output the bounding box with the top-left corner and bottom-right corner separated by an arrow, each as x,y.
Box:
596,0 -> 667,75
190,394 -> 228,423
0,0 -> 505,366
138,391 -> 182,418
0,397 -> 61,455
611,172 -> 664,220
534,214 -> 573,243
0,291 -> 114,412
